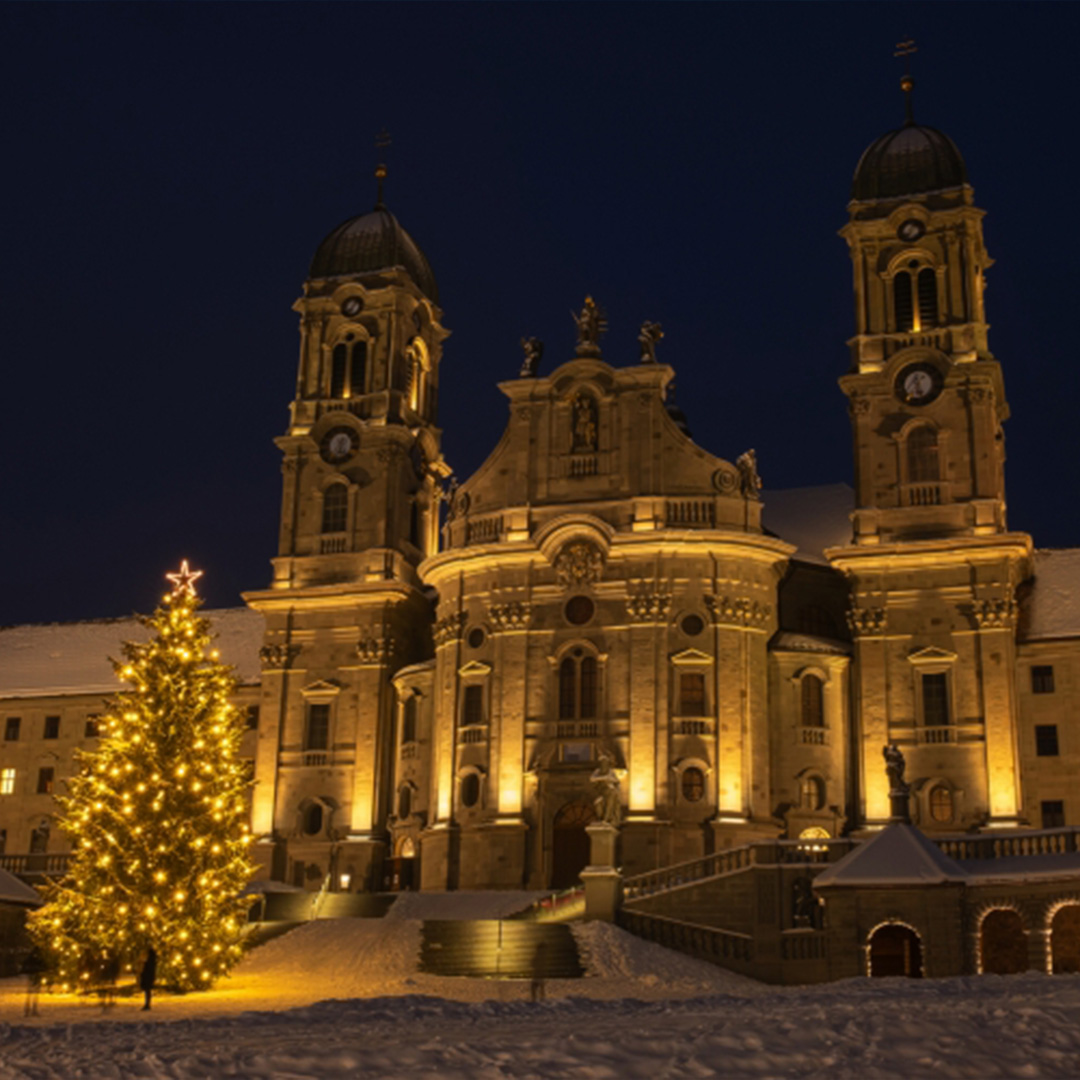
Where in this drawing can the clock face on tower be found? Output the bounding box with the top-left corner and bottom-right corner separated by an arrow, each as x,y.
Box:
320,426 -> 359,463
895,362 -> 944,406
341,296 -> 363,317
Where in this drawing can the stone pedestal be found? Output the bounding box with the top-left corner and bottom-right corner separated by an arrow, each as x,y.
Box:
582,822 -> 622,921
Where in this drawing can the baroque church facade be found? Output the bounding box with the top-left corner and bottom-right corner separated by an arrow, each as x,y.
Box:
3,92 -> 1079,896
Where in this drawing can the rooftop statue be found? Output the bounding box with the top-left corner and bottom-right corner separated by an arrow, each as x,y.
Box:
638,320 -> 663,363
519,336 -> 544,378
572,296 -> 607,356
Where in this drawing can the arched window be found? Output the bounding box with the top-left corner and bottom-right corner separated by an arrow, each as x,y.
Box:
681,766 -> 705,803
801,675 -> 824,727
330,337 -> 368,399
402,695 -> 418,744
330,343 -> 348,399
349,341 -> 367,396
929,784 -> 954,823
917,268 -> 938,327
799,775 -> 825,811
322,484 -> 348,533
907,426 -> 939,483
460,773 -> 480,809
894,271 -> 914,332
303,803 -> 323,836
559,649 -> 599,720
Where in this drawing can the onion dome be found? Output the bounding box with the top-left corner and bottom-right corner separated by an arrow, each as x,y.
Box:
851,78 -> 967,201
309,205 -> 438,302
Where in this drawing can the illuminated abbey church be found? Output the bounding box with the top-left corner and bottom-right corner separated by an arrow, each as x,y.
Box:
2,89 -> 1078,896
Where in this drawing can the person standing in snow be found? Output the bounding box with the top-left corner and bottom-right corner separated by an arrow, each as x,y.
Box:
139,945 -> 157,1011
21,945 -> 46,1016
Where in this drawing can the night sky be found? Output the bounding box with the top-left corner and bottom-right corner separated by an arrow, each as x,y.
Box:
3,3 -> 1079,627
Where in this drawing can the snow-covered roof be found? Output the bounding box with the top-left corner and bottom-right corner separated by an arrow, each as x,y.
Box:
0,607 -> 265,700
1020,549 -> 1080,641
763,484 -> 853,565
0,867 -> 42,906
814,823 -> 967,887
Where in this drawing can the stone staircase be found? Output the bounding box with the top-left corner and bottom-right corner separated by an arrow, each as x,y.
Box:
257,890 -> 396,922
419,919 -> 584,979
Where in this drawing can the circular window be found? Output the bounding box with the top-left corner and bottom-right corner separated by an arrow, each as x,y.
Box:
565,595 -> 595,625
681,614 -> 705,637
398,786 -> 412,819
460,773 -> 480,808
681,767 -> 705,803
467,627 -> 486,649
303,803 -> 323,836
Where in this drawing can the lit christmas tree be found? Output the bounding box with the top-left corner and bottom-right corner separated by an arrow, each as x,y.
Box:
29,561 -> 255,992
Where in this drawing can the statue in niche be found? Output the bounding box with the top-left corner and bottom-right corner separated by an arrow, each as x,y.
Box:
591,752 -> 622,827
638,320 -> 664,363
572,296 -> 607,356
520,336 -> 544,377
572,393 -> 598,452
792,876 -> 818,928
736,449 -> 762,500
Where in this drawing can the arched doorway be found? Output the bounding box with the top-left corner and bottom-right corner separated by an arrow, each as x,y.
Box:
1051,905 -> 1080,973
551,799 -> 595,889
868,924 -> 923,978
980,909 -> 1028,974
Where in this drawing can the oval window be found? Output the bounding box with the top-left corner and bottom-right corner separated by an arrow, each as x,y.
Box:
681,614 -> 705,637
565,596 -> 595,626
460,773 -> 480,808
681,766 -> 705,803
467,627 -> 486,649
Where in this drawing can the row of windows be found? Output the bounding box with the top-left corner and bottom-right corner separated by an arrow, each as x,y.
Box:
893,265 -> 939,333
0,766 -> 55,795
3,709 -> 257,744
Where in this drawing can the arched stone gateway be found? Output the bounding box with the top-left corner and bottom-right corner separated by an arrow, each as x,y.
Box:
551,799 -> 596,889
1051,904 -> 1080,973
980,909 -> 1028,974
868,924 -> 923,978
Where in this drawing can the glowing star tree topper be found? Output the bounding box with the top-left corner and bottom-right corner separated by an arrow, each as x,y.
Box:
29,564 -> 255,993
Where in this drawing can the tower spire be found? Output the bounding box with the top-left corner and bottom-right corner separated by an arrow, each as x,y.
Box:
894,38 -> 917,125
374,129 -> 391,208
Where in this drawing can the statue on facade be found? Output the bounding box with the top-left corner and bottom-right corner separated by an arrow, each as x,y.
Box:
736,449 -> 762,500
572,296 -> 607,356
591,751 -> 622,826
792,876 -> 818,929
883,743 -> 911,823
520,336 -> 544,378
638,320 -> 663,363
571,393 -> 599,452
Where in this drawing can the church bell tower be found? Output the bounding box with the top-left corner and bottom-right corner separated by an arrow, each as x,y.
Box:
828,77 -> 1032,832
245,169 -> 450,890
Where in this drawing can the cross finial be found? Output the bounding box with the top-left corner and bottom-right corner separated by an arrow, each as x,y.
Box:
374,129 -> 391,208
894,38 -> 917,124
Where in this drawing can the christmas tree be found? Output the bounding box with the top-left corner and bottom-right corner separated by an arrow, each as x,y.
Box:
29,562 -> 255,992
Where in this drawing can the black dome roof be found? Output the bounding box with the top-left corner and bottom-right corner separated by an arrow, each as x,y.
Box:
852,122 -> 967,202
309,206 -> 438,301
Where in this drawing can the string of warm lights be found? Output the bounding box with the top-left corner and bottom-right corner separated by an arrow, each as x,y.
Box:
28,565 -> 256,993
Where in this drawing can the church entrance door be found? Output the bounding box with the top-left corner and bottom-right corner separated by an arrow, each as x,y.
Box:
551,799 -> 595,889
980,909 -> 1028,974
868,924 -> 922,978
1051,905 -> 1080,972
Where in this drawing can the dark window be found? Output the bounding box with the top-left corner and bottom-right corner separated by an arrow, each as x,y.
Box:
84,716 -> 100,738
1042,800 -> 1066,829
460,773 -> 480,808
917,268 -> 938,327
303,803 -> 323,836
398,786 -> 412,819
559,658 -> 576,720
681,766 -> 705,803
349,341 -> 367,396
4,717 -> 20,741
402,695 -> 418,744
907,426 -> 940,483
801,675 -> 824,727
681,614 -> 705,637
565,595 -> 594,626
30,823 -> 49,854
409,500 -> 421,548
1032,666 -> 1056,694
246,705 -> 260,730
330,343 -> 348,398
392,354 -> 408,392
321,484 -> 348,533
798,606 -> 838,639
800,775 -> 825,811
679,673 -> 706,717
463,684 -> 484,727
1036,724 -> 1060,757
467,627 -> 486,649
305,704 -> 330,751
929,785 -> 953,823
894,270 -> 914,332
43,716 -> 60,739
922,673 -> 950,727
37,767 -> 54,795
580,656 -> 598,719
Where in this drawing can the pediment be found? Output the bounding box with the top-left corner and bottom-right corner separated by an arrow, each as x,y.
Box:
907,646 -> 957,665
670,647 -> 714,666
301,679 -> 342,697
457,660 -> 493,677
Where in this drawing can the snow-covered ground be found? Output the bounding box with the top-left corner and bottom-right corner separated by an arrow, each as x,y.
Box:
3,914 -> 1080,1077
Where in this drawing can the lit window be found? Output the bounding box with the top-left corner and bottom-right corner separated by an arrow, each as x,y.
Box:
801,675 -> 824,727
799,775 -> 825,811
929,785 -> 953,823
43,716 -> 60,740
1032,666 -> 1055,694
679,673 -> 706,717
37,767 -> 55,795
0,769 -> 14,795
305,704 -> 330,751
321,484 -> 348,533
1036,725 -> 1060,757
681,767 -> 705,803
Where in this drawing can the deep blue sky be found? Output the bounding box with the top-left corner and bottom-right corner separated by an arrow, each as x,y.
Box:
2,3 -> 1079,625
